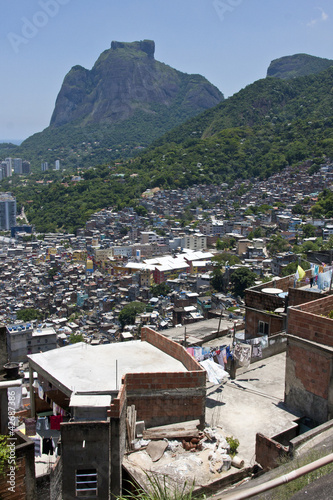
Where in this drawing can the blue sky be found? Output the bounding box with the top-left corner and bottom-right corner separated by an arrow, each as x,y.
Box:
1,0 -> 333,141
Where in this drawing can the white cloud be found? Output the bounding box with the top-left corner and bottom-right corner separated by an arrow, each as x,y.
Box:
307,7 -> 328,27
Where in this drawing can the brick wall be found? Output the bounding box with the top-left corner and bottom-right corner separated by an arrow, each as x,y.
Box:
0,432 -> 36,500
255,433 -> 289,471
288,297 -> 333,347
246,309 -> 285,338
124,369 -> 206,428
141,327 -> 203,371
245,270 -> 313,311
108,328 -> 206,428
287,342 -> 331,399
0,455 -> 26,500
285,337 -> 333,423
288,287 -> 329,307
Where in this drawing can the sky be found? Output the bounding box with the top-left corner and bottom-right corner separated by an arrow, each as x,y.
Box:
1,0 -> 333,142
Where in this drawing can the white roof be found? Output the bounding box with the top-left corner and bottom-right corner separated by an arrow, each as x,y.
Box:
28,341 -> 187,396
69,394 -> 112,407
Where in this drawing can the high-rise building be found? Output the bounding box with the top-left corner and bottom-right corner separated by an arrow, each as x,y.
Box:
0,192 -> 16,230
55,160 -> 60,170
0,162 -> 7,180
41,161 -> 48,172
22,160 -> 31,174
4,158 -> 13,177
13,158 -> 23,175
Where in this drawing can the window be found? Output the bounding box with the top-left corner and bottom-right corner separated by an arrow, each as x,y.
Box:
76,469 -> 97,497
258,321 -> 269,335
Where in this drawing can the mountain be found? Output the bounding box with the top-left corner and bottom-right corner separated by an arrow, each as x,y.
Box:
133,65 -> 333,185
50,40 -> 223,127
267,53 -> 333,80
18,40 -> 223,169
5,65 -> 333,234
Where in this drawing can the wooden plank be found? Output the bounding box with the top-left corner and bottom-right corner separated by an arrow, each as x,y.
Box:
143,428 -> 200,440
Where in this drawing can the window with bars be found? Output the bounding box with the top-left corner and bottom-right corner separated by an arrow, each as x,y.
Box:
76,469 -> 97,497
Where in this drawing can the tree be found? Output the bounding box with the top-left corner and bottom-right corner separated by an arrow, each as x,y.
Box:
150,283 -> 171,297
281,259 -> 311,277
211,267 -> 224,292
230,267 -> 257,298
302,223 -> 316,238
266,234 -> 289,256
16,308 -> 43,322
68,332 -> 85,344
212,252 -> 240,267
119,301 -> 146,328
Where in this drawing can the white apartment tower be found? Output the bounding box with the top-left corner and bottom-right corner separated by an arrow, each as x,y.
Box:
4,158 -> 13,177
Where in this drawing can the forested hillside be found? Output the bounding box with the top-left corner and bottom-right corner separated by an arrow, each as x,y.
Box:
2,66 -> 333,233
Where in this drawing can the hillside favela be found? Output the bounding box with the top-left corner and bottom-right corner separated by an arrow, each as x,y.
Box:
2,35 -> 333,500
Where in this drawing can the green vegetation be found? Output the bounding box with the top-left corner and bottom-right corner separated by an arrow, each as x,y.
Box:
119,302 -> 146,328
2,66 -> 333,233
0,435 -> 10,476
266,234 -> 290,256
267,53 -> 333,80
281,260 -> 311,277
230,268 -> 257,298
311,188 -> 333,218
226,436 -> 240,457
16,308 -> 43,322
150,283 -> 171,297
68,332 -> 85,344
271,450 -> 333,500
117,473 -> 202,500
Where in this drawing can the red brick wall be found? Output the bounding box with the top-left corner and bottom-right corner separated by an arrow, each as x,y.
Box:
298,294 -> 333,316
108,328 -> 206,427
246,309 -> 285,338
141,327 -> 203,372
288,343 -> 331,399
245,289 -> 286,312
0,456 -> 26,500
256,433 -> 289,471
288,302 -> 333,347
288,288 -> 329,307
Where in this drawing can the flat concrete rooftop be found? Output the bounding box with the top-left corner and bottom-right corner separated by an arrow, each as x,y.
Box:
205,351 -> 300,465
161,317 -> 236,345
28,341 -> 187,396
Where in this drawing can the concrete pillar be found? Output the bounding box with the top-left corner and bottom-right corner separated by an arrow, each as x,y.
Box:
29,364 -> 35,418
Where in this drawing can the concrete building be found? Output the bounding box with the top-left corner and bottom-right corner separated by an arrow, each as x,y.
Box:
13,158 -> 23,174
0,192 -> 16,230
4,157 -> 13,176
6,322 -> 57,362
27,327 -> 206,498
181,233 -> 207,251
55,159 -> 60,170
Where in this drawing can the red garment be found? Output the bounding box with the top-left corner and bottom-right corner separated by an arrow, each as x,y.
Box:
50,415 -> 63,430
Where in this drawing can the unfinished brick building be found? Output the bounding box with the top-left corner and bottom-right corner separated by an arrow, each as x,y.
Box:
285,294 -> 333,424
28,327 -> 206,499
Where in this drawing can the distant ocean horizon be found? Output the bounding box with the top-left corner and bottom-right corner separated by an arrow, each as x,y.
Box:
0,139 -> 22,145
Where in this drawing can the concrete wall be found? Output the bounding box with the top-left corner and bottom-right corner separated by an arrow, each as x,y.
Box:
61,421 -> 110,500
0,325 -> 8,372
50,457 -> 63,500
